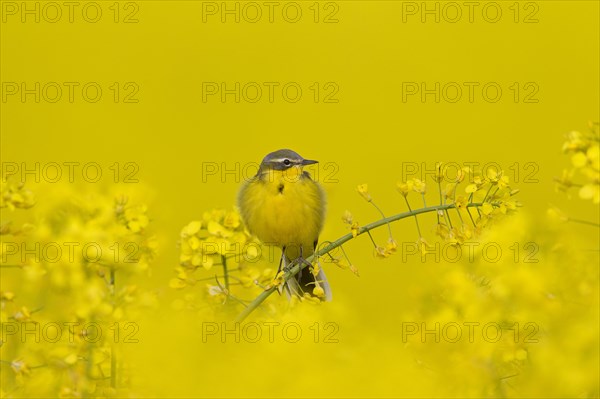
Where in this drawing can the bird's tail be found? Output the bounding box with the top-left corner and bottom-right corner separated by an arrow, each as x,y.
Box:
281,256 -> 332,301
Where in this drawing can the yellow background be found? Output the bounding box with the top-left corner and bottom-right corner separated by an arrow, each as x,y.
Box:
1,1 -> 599,397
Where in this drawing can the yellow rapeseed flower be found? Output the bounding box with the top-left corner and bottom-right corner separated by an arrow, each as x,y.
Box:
385,238 -> 398,255
396,180 -> 414,196
435,223 -> 450,240
181,220 -> 202,237
357,184 -> 372,202
350,221 -> 360,238
374,245 -> 388,258
223,210 -> 241,229
434,162 -> 444,183
349,264 -> 360,277
411,178 -> 426,194
465,184 -> 479,194
454,195 -> 468,210
481,202 -> 494,215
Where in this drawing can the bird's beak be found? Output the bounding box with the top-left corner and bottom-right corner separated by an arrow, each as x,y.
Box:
301,159 -> 318,165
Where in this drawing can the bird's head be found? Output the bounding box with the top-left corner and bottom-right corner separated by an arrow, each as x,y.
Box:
259,149 -> 318,173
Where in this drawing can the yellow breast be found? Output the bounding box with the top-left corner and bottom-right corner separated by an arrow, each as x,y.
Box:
238,167 -> 325,258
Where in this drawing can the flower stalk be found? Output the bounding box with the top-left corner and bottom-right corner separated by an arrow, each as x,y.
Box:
235,202 -> 492,322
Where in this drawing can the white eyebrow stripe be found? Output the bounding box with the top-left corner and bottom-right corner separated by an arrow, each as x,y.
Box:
267,158 -> 300,163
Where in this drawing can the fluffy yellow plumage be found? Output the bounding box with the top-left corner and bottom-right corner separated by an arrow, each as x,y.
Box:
237,149 -> 330,299
238,166 -> 324,259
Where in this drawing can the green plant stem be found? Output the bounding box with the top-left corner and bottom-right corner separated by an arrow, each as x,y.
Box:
370,201 -> 393,239
482,184 -> 494,203
455,207 -> 465,225
403,196 -> 423,237
445,209 -> 454,229
437,180 -> 455,228
191,272 -> 239,283
235,202 -> 488,322
221,255 -> 230,291
339,245 -> 351,263
366,231 -> 378,248
110,269 -> 116,390
437,181 -> 443,224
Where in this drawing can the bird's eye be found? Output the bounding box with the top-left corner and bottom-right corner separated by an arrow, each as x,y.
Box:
283,159 -> 291,166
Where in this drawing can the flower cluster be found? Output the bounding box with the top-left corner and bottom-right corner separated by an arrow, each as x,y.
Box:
351,165 -> 519,264
0,183 -> 157,397
401,211 -> 598,397
555,123 -> 600,203
0,178 -> 35,211
173,209 -> 271,310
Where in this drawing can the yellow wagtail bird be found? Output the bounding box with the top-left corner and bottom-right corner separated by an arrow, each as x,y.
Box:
238,149 -> 331,300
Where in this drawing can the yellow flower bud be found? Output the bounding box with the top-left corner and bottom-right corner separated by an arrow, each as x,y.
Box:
342,210 -> 354,224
